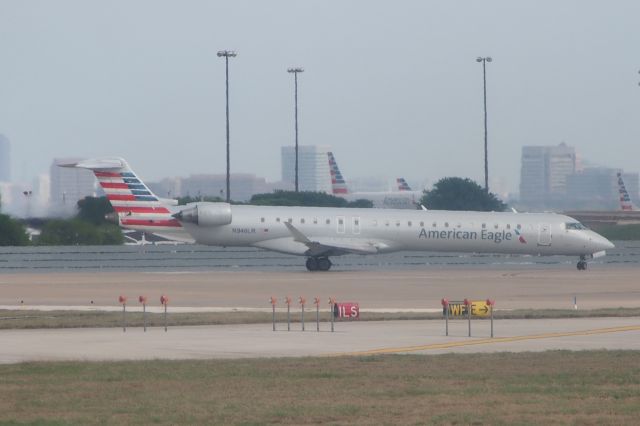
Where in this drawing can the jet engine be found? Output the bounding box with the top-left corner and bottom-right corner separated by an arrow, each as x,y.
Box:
173,202 -> 232,227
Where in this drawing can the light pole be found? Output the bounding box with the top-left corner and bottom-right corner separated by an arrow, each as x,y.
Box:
287,67 -> 304,192
217,50 -> 237,203
476,56 -> 492,192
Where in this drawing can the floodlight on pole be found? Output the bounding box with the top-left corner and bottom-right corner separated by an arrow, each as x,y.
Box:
217,50 -> 237,203
476,56 -> 492,192
287,67 -> 304,192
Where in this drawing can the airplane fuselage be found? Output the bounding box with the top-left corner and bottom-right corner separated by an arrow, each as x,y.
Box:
180,204 -> 612,258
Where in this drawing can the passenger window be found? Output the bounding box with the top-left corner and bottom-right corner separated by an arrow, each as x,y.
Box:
494,223 -> 499,229
260,217 -> 265,223
444,222 -> 449,228
276,218 -> 280,222
420,221 -> 424,227
482,223 -> 486,229
313,218 -> 318,224
506,224 -> 511,230
300,218 -> 305,224
385,220 -> 390,227
517,224 -> 522,230
326,219 -> 331,225
288,218 -> 292,223
408,221 -> 412,227
432,222 -> 436,227
396,220 -> 400,227
338,218 -> 344,225
354,219 -> 359,226
456,223 -> 461,228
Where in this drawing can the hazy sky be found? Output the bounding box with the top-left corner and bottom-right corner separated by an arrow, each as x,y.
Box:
1,0 -> 639,194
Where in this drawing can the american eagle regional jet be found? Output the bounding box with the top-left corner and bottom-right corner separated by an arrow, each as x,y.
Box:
65,158 -> 614,272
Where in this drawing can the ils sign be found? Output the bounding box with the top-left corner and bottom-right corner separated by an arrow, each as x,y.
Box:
443,300 -> 491,317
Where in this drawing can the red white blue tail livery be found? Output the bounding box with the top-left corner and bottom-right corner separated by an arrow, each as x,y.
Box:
59,158 -> 192,242
617,172 -> 636,211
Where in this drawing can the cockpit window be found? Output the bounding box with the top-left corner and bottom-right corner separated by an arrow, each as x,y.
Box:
566,222 -> 587,230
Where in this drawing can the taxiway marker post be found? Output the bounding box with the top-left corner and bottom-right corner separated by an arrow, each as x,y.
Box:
329,297 -> 336,332
314,297 -> 320,332
270,297 -> 277,331
464,298 -> 471,337
139,296 -> 147,332
299,296 -> 306,331
160,295 -> 169,332
441,299 -> 449,336
119,295 -> 127,332
487,299 -> 495,338
285,296 -> 292,331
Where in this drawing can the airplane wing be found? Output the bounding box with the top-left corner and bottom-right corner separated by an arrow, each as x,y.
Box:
284,222 -> 383,256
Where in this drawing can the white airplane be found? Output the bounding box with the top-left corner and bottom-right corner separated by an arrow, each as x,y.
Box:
67,158 -> 614,272
328,152 -> 422,209
617,172 -> 636,211
60,158 -> 193,243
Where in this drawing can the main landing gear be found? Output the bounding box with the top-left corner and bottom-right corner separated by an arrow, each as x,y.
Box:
306,257 -> 332,272
577,255 -> 588,271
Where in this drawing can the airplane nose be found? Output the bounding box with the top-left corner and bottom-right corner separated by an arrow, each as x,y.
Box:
589,232 -> 614,251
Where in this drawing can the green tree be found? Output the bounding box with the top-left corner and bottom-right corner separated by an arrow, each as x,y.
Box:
38,219 -> 124,246
0,214 -> 30,246
421,177 -> 507,212
77,196 -> 114,225
249,191 -> 372,208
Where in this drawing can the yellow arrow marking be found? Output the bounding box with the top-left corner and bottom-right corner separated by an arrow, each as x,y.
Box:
332,324 -> 640,357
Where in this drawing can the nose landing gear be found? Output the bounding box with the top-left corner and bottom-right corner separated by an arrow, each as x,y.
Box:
577,255 -> 587,271
306,257 -> 332,271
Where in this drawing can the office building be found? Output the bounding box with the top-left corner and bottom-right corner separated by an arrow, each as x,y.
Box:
281,145 -> 332,193
566,168 -> 639,210
49,158 -> 97,217
520,143 -> 576,210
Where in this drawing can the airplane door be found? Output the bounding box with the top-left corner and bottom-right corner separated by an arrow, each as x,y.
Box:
352,217 -> 361,234
538,223 -> 551,246
337,216 -> 346,234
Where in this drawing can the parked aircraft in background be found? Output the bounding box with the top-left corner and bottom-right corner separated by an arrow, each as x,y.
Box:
328,152 -> 422,209
397,178 -> 412,191
617,172 -> 636,211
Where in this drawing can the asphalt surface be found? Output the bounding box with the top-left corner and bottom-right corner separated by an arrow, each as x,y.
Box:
1,267 -> 639,362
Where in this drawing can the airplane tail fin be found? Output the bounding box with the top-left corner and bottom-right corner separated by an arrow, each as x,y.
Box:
58,158 -> 181,230
327,152 -> 348,194
617,172 -> 636,211
397,178 -> 412,191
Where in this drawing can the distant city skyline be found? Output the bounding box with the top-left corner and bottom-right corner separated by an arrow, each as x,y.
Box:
1,1 -> 640,195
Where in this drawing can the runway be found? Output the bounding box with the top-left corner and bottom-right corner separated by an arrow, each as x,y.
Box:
1,267 -> 639,310
0,318 -> 639,363
1,266 -> 639,362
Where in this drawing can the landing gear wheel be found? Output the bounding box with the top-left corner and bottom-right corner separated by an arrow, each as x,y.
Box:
577,260 -> 587,271
306,257 -> 318,271
317,257 -> 332,271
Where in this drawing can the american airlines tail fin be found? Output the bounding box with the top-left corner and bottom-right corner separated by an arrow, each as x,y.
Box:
58,158 -> 182,231
617,172 -> 636,211
327,152 -> 348,194
397,178 -> 412,191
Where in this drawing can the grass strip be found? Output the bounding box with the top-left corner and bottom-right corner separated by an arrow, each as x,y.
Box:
0,307 -> 639,330
0,351 -> 639,425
